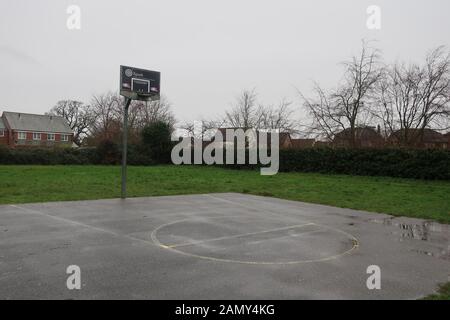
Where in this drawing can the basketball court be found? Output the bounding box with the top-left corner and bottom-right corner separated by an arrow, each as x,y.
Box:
0,193 -> 448,299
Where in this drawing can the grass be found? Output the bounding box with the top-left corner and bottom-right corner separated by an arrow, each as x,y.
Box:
0,165 -> 449,223
423,282 -> 450,300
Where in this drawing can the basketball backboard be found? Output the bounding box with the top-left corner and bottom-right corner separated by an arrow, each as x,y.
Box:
120,65 -> 160,101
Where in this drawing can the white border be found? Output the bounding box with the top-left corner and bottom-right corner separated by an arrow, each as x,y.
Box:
131,78 -> 150,93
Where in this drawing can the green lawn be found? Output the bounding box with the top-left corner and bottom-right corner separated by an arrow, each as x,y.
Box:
423,283 -> 450,300
0,165 -> 449,223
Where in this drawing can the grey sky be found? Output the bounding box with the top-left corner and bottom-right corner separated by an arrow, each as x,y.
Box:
1,0 -> 449,123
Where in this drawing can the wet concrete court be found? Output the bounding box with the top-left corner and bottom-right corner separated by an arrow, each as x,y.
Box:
0,193 -> 449,299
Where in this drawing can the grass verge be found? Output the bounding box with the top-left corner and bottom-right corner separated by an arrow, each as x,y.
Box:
0,165 -> 449,223
422,282 -> 450,300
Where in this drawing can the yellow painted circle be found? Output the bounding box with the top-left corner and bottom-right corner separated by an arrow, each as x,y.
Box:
150,217 -> 359,265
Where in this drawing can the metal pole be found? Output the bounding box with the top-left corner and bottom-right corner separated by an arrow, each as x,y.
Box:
121,98 -> 132,199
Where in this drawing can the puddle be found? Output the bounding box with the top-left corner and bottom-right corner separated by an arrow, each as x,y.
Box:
410,248 -> 450,260
370,218 -> 448,240
370,217 -> 450,260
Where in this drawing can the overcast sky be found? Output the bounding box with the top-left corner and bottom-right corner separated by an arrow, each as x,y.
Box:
1,0 -> 449,123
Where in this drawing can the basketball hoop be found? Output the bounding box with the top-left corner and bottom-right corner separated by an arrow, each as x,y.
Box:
119,65 -> 161,198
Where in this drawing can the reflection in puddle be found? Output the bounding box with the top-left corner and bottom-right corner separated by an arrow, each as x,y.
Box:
410,248 -> 450,260
370,218 -> 450,260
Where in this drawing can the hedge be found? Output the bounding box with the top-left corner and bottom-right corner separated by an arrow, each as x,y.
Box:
0,146 -> 96,165
277,148 -> 450,180
0,144 -> 154,166
218,147 -> 450,180
0,145 -> 448,180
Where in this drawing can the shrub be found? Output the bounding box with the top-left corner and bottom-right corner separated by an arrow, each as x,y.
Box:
127,144 -> 153,165
141,121 -> 173,164
96,139 -> 120,165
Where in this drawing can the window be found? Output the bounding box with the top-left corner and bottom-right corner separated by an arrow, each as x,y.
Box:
18,132 -> 26,140
47,133 -> 55,141
0,129 -> 4,137
33,132 -> 41,140
61,134 -> 69,142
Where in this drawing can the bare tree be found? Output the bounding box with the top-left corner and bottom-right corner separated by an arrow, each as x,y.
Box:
223,89 -> 298,133
374,46 -> 450,146
179,119 -> 222,140
89,91 -> 122,142
299,41 -> 383,145
418,46 -> 450,132
47,100 -> 94,146
87,92 -> 177,145
298,83 -> 339,141
259,98 -> 296,132
132,96 -> 176,130
224,89 -> 264,129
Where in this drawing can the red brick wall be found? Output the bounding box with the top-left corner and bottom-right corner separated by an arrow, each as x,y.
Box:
11,130 -> 30,146
0,129 -> 9,146
55,133 -> 73,143
4,130 -> 73,147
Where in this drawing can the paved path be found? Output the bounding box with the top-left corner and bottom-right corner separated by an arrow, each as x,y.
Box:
0,193 -> 448,299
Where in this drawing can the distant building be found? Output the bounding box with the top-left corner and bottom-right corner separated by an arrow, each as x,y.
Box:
215,128 -> 293,149
290,138 -> 315,149
215,127 -> 258,148
278,132 -> 292,149
313,141 -> 331,148
333,126 -> 385,148
0,117 -> 9,146
0,111 -> 73,147
388,128 -> 448,149
445,132 -> 450,146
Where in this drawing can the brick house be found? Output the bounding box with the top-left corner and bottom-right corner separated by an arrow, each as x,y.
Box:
387,128 -> 448,149
0,111 -> 73,147
333,126 -> 385,148
178,128 -> 293,150
214,128 -> 293,149
445,132 -> 450,146
290,138 -> 315,149
0,117 -> 9,146
314,141 -> 331,148
278,132 -> 292,149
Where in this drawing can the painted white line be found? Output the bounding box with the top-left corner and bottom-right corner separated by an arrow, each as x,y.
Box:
9,204 -> 157,247
204,194 -> 308,222
169,223 -> 315,248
